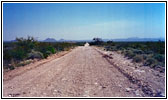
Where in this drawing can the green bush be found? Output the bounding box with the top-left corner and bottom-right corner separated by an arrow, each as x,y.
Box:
153,54 -> 165,62
43,51 -> 52,58
27,50 -> 44,59
133,55 -> 143,63
3,36 -> 38,60
141,54 -> 148,60
17,59 -> 32,67
105,46 -> 117,51
8,65 -> 15,70
9,59 -> 16,70
12,48 -> 27,60
46,50 -> 52,55
47,46 -> 56,54
133,49 -> 143,54
144,50 -> 153,54
15,36 -> 37,53
35,43 -> 56,58
158,62 -> 165,67
124,50 -> 135,59
144,58 -> 157,67
3,49 -> 13,60
42,50 -> 52,58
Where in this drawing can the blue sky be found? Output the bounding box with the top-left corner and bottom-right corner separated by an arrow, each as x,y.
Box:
3,3 -> 165,41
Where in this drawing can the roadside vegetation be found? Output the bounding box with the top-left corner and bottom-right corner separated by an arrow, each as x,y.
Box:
90,38 -> 165,72
3,36 -> 85,71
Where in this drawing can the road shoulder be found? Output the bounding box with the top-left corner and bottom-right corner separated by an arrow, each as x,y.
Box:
94,46 -> 165,97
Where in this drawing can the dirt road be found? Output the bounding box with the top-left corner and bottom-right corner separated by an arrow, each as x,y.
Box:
3,46 -> 165,97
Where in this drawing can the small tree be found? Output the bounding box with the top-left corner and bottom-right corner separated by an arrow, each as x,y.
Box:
14,36 -> 38,60
93,38 -> 103,45
15,36 -> 37,52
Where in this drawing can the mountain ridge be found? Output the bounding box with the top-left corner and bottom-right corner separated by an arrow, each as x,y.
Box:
3,37 -> 165,42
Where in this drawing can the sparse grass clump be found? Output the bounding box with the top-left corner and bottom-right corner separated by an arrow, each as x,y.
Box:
133,49 -> 143,54
28,50 -> 44,59
153,54 -> 165,63
133,55 -> 143,63
124,50 -> 135,59
144,58 -> 157,67
105,46 -> 117,51
17,59 -> 33,67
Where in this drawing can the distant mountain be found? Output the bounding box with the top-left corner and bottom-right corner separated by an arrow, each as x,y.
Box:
57,39 -> 92,42
11,40 -> 17,42
43,38 -> 56,42
103,37 -> 165,42
59,39 -> 65,42
3,37 -> 165,43
3,39 -> 17,42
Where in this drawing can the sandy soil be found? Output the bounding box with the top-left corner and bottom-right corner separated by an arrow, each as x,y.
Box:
3,46 -> 165,97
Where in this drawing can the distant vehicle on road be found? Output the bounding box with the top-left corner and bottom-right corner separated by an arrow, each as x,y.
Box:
84,43 -> 89,47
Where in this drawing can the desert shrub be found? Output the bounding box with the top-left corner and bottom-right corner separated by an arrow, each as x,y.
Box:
3,49 -> 13,60
121,49 -> 127,54
142,54 -> 148,60
43,51 -> 52,58
124,50 -> 135,59
133,49 -> 143,54
133,55 -> 143,63
107,41 -> 115,46
116,42 -> 130,50
8,65 -> 15,70
107,40 -> 113,44
157,62 -> 165,67
42,50 -> 53,58
4,37 -> 38,60
119,47 -> 125,50
105,46 -> 117,51
92,38 -> 103,45
145,41 -> 165,54
12,48 -> 27,60
35,43 -> 56,58
75,42 -> 85,46
27,50 -> 44,59
116,45 -> 122,50
8,59 -> 16,70
105,46 -> 110,51
144,50 -> 153,54
153,54 -> 165,63
144,58 -> 157,67
15,36 -> 38,53
64,47 -> 71,51
44,46 -> 56,58
17,59 -> 33,67
53,42 -> 76,51
46,46 -> 56,54
46,50 -> 52,55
